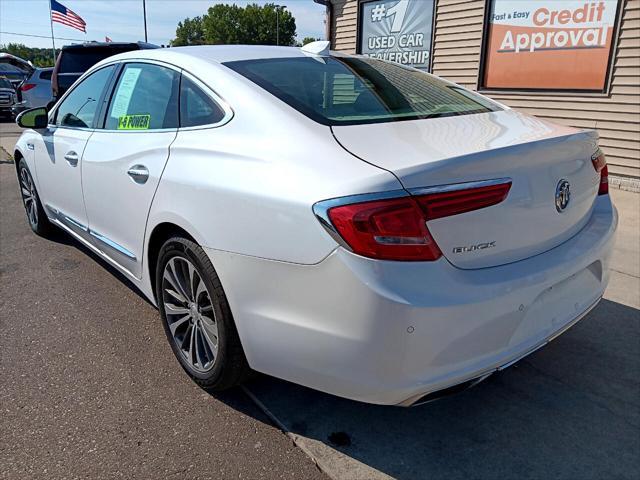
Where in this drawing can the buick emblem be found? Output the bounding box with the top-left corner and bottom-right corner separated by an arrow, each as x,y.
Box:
555,179 -> 571,212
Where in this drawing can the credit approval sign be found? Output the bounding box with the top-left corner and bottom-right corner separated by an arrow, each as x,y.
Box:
483,1 -> 621,91
359,0 -> 435,70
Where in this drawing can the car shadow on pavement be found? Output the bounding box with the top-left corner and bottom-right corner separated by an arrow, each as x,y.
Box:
44,227 -> 153,305
230,298 -> 640,480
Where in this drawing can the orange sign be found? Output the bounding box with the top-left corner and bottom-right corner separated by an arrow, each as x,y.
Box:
483,1 -> 620,91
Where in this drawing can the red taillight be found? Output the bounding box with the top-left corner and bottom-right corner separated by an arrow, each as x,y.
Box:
414,183 -> 512,220
326,181 -> 512,261
20,83 -> 36,92
328,197 -> 442,261
592,150 -> 608,195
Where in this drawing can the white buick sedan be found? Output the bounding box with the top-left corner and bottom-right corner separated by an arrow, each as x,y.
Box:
14,43 -> 617,405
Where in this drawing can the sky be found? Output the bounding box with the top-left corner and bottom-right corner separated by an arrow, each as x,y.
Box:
0,0 -> 327,49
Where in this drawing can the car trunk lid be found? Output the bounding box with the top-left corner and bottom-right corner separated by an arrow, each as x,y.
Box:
331,110 -> 601,269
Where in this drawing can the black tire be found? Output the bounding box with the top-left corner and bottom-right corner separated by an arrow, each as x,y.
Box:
156,236 -> 251,391
18,158 -> 54,237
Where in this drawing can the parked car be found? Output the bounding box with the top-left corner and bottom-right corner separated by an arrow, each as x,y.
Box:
0,52 -> 34,89
52,41 -> 158,101
12,68 -> 54,115
14,43 -> 617,406
0,77 -> 18,118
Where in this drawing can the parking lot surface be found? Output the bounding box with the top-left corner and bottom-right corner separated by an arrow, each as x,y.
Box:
0,146 -> 327,478
1,122 -> 639,479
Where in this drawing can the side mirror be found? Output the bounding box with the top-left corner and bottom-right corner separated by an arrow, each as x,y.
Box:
16,107 -> 48,129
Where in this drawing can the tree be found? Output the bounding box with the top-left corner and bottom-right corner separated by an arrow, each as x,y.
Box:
172,17 -> 205,46
173,3 -> 297,47
302,37 -> 319,46
202,4 -> 244,45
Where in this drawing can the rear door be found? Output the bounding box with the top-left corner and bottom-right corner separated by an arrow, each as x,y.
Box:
81,62 -> 180,278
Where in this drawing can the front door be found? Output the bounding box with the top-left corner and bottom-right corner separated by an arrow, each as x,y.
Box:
35,65 -> 117,240
81,62 -> 180,278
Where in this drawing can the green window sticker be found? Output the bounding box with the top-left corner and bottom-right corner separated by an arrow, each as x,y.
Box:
117,114 -> 151,130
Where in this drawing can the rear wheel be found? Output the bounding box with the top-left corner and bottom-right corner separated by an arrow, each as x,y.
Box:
18,159 -> 53,237
156,236 -> 251,391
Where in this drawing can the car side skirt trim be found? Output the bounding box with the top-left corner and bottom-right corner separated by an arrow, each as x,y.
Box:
45,205 -> 137,261
89,230 -> 137,260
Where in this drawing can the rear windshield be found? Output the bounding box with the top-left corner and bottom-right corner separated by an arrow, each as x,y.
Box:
224,56 -> 499,126
59,47 -> 138,73
39,70 -> 52,80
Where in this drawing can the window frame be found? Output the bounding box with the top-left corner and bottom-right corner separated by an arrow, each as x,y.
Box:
92,59 -> 233,132
48,64 -> 118,131
477,0 -> 624,96
178,70 -> 233,131
99,60 -> 182,133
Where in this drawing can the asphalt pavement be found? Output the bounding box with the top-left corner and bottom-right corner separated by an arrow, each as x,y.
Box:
0,130 -> 327,479
1,120 -> 639,480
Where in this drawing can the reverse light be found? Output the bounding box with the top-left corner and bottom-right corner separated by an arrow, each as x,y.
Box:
592,150 -> 608,195
321,180 -> 512,261
20,83 -> 36,92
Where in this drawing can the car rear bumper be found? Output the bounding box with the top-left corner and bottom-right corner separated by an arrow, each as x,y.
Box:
205,195 -> 617,405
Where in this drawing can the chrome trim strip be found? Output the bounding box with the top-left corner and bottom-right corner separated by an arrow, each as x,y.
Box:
89,230 -> 137,260
50,218 -> 138,281
44,205 -> 136,261
408,177 -> 512,196
312,189 -> 409,249
63,214 -> 88,232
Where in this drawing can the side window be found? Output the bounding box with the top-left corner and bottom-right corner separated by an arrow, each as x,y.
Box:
40,70 -> 52,80
105,63 -> 179,130
54,65 -> 115,128
180,76 -> 226,128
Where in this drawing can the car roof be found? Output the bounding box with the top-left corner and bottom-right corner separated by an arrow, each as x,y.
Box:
104,44 -> 328,65
61,41 -> 159,51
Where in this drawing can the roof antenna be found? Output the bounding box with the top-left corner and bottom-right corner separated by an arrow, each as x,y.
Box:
301,40 -> 330,56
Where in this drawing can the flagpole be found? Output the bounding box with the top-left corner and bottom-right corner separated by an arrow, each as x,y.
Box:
142,0 -> 148,42
48,0 -> 57,64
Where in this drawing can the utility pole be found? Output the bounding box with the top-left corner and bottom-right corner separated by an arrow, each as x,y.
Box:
143,0 -> 148,42
275,5 -> 286,46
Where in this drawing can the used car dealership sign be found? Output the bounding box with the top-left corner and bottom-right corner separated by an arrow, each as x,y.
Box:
359,0 -> 434,70
483,0 -> 620,91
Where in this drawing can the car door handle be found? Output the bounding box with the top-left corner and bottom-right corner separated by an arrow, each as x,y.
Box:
64,151 -> 79,166
127,165 -> 149,184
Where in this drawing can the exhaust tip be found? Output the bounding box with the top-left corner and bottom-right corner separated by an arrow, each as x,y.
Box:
409,372 -> 493,407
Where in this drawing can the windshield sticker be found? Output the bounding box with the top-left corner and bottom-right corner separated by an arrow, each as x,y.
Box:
117,114 -> 150,130
110,67 -> 142,119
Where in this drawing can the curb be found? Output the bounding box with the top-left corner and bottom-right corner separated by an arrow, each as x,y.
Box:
241,386 -> 336,479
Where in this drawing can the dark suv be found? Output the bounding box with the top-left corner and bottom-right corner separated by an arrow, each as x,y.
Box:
52,42 -> 159,101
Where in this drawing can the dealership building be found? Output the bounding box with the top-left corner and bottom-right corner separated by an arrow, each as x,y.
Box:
322,0 -> 640,188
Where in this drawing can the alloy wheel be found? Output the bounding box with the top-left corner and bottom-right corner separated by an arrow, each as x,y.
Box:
19,167 -> 38,228
161,256 -> 219,372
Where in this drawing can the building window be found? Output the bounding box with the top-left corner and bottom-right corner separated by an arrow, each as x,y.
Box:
480,0 -> 622,92
357,0 -> 435,71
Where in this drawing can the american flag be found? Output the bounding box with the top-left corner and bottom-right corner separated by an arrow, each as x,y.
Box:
50,0 -> 86,33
